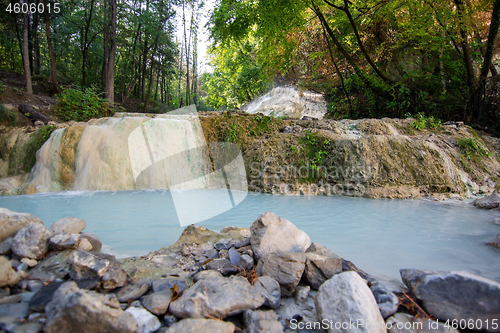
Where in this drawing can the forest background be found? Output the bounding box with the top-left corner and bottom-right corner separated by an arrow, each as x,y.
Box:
0,0 -> 499,131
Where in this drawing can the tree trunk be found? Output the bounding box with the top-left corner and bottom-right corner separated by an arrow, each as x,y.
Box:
32,2 -> 41,76
312,3 -> 391,100
143,37 -> 159,112
105,0 -> 117,104
479,0 -> 500,80
22,7 -> 33,94
43,0 -> 61,94
81,0 -> 96,86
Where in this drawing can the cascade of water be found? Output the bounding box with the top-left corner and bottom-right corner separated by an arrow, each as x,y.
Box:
27,128 -> 65,192
243,87 -> 327,119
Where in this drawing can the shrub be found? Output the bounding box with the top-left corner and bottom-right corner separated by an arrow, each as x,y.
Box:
23,125 -> 56,172
0,104 -> 16,124
457,137 -> 489,160
410,113 -> 441,130
56,86 -> 109,122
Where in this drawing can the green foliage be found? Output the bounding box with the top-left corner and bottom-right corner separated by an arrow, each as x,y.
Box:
410,113 -> 441,130
226,123 -> 238,142
23,125 -> 56,172
203,36 -> 270,110
0,80 -> 6,93
0,104 -> 16,125
56,87 -> 109,122
457,138 -> 489,160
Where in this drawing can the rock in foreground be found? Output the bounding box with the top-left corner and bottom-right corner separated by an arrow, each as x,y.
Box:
401,269 -> 500,331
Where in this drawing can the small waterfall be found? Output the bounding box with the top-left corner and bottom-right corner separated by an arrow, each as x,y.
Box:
26,109 -> 247,198
27,128 -> 65,192
243,87 -> 327,119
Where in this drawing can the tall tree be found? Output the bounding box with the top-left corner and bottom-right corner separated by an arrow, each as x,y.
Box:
43,0 -> 61,93
104,0 -> 117,104
22,0 -> 32,94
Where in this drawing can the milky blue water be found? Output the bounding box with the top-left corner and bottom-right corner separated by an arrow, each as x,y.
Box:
1,190 -> 499,282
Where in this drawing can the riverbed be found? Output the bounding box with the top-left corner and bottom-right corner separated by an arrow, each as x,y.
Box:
1,189 -> 499,281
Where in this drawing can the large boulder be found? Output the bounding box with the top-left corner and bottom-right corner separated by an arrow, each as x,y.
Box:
473,193 -> 500,209
256,251 -> 306,296
169,275 -> 265,318
250,212 -> 310,259
165,318 -> 235,333
303,252 -> 342,290
0,256 -> 20,287
315,271 -> 386,333
0,208 -> 44,243
400,269 -> 500,331
142,289 -> 174,316
11,224 -> 50,260
48,233 -> 81,251
49,217 -> 86,236
44,281 -> 138,333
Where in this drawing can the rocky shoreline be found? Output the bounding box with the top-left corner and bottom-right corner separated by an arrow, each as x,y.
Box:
0,208 -> 499,332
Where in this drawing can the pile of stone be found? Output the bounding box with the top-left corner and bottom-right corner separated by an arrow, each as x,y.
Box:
1,208 -> 499,333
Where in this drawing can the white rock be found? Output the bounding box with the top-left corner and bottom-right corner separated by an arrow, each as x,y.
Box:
250,212 -> 310,259
125,307 -> 161,333
20,258 -> 37,268
11,224 -> 50,260
315,271 -> 386,333
0,208 -> 44,243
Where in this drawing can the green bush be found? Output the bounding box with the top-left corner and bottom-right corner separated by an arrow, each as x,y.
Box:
0,104 -> 16,124
23,125 -> 56,172
410,113 -> 441,130
56,86 -> 109,122
457,137 -> 489,160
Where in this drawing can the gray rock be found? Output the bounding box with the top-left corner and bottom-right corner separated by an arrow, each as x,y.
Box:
256,251 -> 306,296
117,282 -> 150,302
342,259 -> 370,279
165,318 -> 235,333
80,232 -> 102,252
203,248 -> 218,259
0,256 -> 20,287
386,313 -> 459,333
48,234 -> 80,251
20,258 -> 37,268
295,285 -> 310,304
44,281 -> 138,333
11,224 -> 50,260
164,314 -> 177,327
68,250 -> 110,280
169,275 -> 265,318
400,269 -> 500,330
206,258 -> 238,276
370,282 -> 399,319
101,262 -> 127,290
250,212 -> 311,259
29,281 -> 64,312
253,276 -> 281,309
306,242 -> 337,257
125,307 -> 161,333
48,217 -> 86,236
77,238 -> 93,251
0,237 -> 13,255
0,294 -> 23,305
152,278 -> 189,293
243,309 -> 284,333
142,288 -> 173,315
0,302 -> 29,319
228,247 -> 242,266
27,280 -> 44,293
0,316 -> 21,331
238,254 -> 254,271
0,208 -> 44,243
192,270 -> 222,282
304,252 -> 342,289
28,250 -> 72,281
11,322 -> 43,333
473,193 -> 500,209
315,271 -> 386,333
